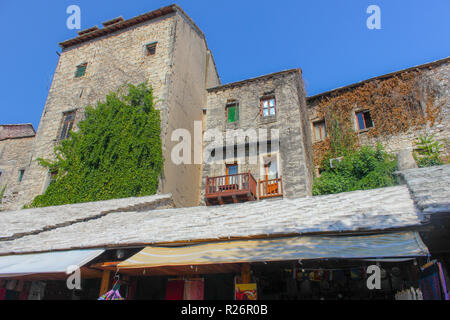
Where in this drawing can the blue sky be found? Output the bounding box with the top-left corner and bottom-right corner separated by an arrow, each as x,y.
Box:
1,0 -> 449,130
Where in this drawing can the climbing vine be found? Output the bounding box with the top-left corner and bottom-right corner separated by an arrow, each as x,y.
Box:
311,69 -> 444,166
29,83 -> 163,208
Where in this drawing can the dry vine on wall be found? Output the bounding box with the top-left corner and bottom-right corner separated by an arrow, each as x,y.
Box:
311,69 -> 443,166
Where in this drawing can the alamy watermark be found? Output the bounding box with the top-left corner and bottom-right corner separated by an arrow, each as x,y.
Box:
366,5 -> 381,30
66,265 -> 81,290
171,121 -> 280,165
66,5 -> 81,30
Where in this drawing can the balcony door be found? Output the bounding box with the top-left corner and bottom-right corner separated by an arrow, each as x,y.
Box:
226,164 -> 238,186
263,155 -> 279,195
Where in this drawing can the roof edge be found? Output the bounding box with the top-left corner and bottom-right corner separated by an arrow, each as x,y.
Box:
307,56 -> 450,100
207,68 -> 301,93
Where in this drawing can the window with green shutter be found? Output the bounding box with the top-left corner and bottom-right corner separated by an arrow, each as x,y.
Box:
226,103 -> 239,123
75,63 -> 87,78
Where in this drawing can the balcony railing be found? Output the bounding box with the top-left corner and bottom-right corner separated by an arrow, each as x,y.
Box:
259,177 -> 283,199
205,172 -> 257,205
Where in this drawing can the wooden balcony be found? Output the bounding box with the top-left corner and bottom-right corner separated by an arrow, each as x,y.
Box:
205,172 -> 257,206
259,177 -> 283,199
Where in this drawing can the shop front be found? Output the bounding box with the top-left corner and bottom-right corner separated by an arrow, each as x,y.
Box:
0,249 -> 104,300
92,231 -> 445,300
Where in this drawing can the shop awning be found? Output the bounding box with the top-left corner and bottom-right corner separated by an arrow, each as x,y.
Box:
0,249 -> 105,277
118,232 -> 429,269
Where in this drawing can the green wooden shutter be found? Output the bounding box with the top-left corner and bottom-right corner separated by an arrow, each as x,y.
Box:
228,106 -> 236,123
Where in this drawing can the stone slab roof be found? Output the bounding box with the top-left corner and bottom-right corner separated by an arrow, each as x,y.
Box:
0,124 -> 35,141
0,194 -> 174,241
0,186 -> 422,255
396,164 -> 450,216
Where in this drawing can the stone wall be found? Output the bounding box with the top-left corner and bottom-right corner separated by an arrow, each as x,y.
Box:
201,70 -> 313,202
0,136 -> 35,211
307,59 -> 450,168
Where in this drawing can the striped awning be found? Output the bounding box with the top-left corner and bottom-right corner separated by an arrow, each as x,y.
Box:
118,232 -> 429,269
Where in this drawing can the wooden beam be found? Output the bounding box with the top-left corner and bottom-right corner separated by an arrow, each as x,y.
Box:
99,270 -> 111,296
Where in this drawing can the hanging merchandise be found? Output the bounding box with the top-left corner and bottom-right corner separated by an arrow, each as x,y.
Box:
166,280 -> 185,300
419,260 -> 449,300
184,279 -> 205,300
28,281 -> 46,300
235,283 -> 258,300
99,273 -> 124,301
395,287 -> 423,300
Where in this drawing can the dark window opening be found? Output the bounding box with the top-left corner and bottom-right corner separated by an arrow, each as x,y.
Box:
145,43 -> 157,56
59,111 -> 76,140
313,120 -> 327,141
356,111 -> 374,131
226,103 -> 239,123
260,97 -> 276,117
75,63 -> 87,78
18,169 -> 25,183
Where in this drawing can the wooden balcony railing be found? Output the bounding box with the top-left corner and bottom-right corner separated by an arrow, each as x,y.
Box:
259,177 -> 283,199
205,171 -> 257,205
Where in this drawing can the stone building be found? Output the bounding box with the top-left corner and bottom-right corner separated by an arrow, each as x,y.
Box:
6,5 -> 220,211
0,124 -> 36,210
201,70 -> 313,205
307,57 -> 449,172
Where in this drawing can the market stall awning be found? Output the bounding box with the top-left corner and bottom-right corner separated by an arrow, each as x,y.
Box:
118,232 -> 429,269
0,249 -> 105,278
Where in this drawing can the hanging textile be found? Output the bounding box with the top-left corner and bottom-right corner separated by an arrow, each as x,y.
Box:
166,280 -> 185,300
419,261 -> 448,300
184,280 -> 205,300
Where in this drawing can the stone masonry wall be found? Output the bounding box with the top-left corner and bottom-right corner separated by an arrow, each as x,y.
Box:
201,70 -> 313,202
0,136 -> 35,211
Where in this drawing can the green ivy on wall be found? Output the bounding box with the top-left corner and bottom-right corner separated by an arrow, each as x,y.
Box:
29,83 -> 163,208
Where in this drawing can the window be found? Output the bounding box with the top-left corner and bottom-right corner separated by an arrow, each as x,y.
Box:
145,42 -> 157,56
260,97 -> 276,117
75,63 -> 87,78
313,120 -> 327,141
226,103 -> 239,123
18,169 -> 25,183
59,111 -> 76,140
355,110 -> 374,131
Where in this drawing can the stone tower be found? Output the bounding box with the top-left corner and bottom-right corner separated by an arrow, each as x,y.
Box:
11,5 -> 220,210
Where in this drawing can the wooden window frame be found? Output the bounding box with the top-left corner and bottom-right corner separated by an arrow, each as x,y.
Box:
355,110 -> 374,131
75,63 -> 88,78
260,96 -> 276,117
312,120 -> 327,141
59,111 -> 76,140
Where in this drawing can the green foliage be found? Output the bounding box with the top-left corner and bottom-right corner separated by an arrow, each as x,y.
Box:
313,144 -> 398,196
326,114 -> 358,160
0,185 -> 6,204
30,83 -> 163,208
413,134 -> 443,168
